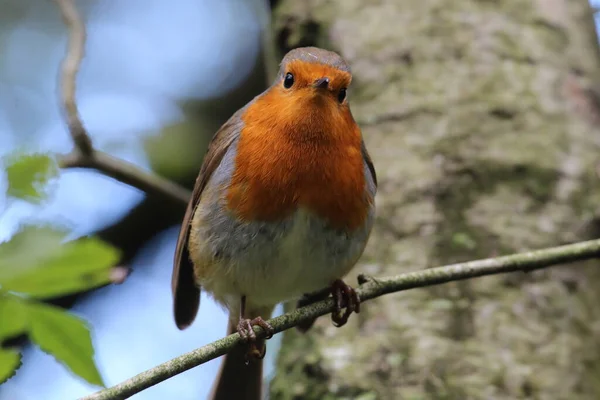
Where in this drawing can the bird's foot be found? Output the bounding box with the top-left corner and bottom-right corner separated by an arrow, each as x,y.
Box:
237,317 -> 274,361
295,279 -> 361,331
331,279 -> 360,327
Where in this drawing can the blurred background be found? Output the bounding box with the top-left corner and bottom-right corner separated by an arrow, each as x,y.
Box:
3,0 -> 600,399
0,0 -> 278,399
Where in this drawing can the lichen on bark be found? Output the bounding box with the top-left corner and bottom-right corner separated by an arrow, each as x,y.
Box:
270,1 -> 600,399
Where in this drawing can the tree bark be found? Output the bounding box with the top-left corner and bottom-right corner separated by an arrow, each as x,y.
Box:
270,1 -> 600,399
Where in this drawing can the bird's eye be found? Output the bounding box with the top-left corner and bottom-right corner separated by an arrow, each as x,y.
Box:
338,88 -> 347,103
283,72 -> 294,89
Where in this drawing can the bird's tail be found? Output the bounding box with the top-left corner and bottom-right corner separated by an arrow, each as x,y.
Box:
209,317 -> 266,400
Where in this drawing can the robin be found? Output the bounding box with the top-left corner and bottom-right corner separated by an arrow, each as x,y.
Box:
171,46 -> 377,400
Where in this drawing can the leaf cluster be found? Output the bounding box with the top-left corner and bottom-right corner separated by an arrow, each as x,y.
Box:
1,153 -> 121,387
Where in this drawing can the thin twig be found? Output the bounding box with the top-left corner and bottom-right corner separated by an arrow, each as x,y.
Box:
80,238 -> 600,400
55,0 -> 92,156
54,0 -> 191,207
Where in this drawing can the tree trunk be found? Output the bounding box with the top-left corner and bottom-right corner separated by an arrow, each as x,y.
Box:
269,1 -> 600,399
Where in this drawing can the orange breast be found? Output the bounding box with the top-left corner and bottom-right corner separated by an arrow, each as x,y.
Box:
226,88 -> 370,231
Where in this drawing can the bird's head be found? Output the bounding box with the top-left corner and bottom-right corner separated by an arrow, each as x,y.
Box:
275,47 -> 353,108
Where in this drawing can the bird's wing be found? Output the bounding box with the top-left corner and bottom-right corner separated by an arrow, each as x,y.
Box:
172,107 -> 245,329
361,138 -> 377,192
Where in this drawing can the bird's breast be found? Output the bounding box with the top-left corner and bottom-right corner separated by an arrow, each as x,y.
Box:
226,101 -> 370,231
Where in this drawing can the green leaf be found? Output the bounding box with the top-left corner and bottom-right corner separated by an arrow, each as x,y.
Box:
0,293 -> 28,384
0,294 -> 105,386
0,347 -> 22,384
4,152 -> 58,203
27,302 -> 104,387
0,293 -> 29,340
0,227 -> 66,284
0,226 -> 121,299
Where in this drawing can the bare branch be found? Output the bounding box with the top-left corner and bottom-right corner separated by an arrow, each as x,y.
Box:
57,151 -> 190,207
80,238 -> 600,400
54,0 -> 191,207
55,0 -> 92,156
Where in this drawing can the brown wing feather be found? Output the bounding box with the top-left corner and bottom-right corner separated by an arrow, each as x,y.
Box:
171,109 -> 244,329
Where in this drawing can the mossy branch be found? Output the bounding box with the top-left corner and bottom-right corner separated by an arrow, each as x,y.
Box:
81,239 -> 600,400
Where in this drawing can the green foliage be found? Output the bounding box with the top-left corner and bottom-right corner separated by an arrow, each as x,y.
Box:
0,226 -> 120,298
0,293 -> 105,386
0,293 -> 26,383
0,226 -> 121,388
27,300 -> 105,386
0,152 -> 121,388
0,225 -> 120,386
0,347 -> 21,384
0,293 -> 28,339
4,152 -> 58,203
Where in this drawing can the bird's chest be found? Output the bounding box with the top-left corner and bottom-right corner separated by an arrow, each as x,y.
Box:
226,133 -> 368,231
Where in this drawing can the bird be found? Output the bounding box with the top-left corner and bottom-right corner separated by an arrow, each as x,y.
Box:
171,46 -> 377,400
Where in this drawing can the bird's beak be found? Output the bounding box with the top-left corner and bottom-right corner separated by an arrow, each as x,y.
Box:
312,77 -> 330,90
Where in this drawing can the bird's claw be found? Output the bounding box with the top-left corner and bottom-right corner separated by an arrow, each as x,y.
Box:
237,317 -> 274,361
295,280 -> 361,331
331,279 -> 360,327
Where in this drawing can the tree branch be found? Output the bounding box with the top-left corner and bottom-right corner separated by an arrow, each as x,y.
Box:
54,0 -> 190,207
55,0 -> 92,156
81,238 -> 600,400
57,151 -> 191,206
